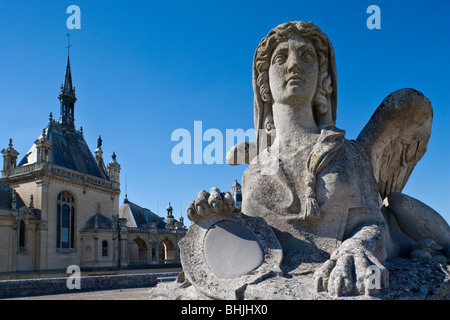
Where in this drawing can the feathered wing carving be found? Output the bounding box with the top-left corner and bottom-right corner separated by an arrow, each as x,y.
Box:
356,88 -> 433,199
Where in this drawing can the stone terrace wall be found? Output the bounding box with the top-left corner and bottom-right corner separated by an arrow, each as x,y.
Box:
0,272 -> 179,299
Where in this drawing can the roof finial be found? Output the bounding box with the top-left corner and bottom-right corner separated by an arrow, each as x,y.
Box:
124,172 -> 128,203
11,189 -> 17,210
66,33 -> 72,58
125,171 -> 128,202
29,195 -> 34,210
166,202 -> 173,218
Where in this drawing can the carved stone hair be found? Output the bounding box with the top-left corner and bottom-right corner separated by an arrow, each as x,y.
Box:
252,21 -> 338,148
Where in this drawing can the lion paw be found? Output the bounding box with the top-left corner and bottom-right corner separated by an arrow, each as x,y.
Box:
314,246 -> 389,297
187,187 -> 237,224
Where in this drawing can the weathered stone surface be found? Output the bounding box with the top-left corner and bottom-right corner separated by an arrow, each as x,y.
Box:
376,259 -> 450,300
384,193 -> 450,254
179,204 -> 283,300
204,220 -> 264,279
149,258 -> 450,300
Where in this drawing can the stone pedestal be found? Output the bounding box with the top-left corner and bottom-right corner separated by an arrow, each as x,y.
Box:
149,258 -> 450,300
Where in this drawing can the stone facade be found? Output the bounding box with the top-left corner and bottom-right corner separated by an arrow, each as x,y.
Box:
0,55 -> 186,279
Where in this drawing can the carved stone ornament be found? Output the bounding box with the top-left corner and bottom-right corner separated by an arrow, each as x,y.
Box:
179,208 -> 282,300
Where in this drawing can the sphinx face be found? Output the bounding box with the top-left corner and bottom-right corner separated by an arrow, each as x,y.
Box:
268,33 -> 319,106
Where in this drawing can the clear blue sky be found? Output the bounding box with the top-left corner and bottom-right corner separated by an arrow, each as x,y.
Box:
0,0 -> 449,225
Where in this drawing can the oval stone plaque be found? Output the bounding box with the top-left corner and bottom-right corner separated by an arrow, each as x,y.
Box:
204,220 -> 264,279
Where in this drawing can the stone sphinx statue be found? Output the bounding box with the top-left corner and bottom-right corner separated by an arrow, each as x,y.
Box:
174,21 -> 450,300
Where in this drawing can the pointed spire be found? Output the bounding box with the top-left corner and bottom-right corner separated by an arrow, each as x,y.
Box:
62,56 -> 75,96
66,33 -> 72,58
59,35 -> 77,129
63,33 -> 74,96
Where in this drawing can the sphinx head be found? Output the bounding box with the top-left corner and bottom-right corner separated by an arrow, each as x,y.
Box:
253,21 -> 337,143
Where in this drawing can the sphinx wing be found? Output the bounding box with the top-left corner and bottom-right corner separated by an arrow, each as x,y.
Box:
356,88 -> 433,199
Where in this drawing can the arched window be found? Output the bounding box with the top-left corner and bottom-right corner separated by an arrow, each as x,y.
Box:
18,220 -> 26,249
102,240 -> 108,257
57,191 -> 75,249
159,239 -> 175,263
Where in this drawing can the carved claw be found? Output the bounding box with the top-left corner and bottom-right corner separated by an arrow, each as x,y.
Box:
187,187 -> 236,224
314,244 -> 389,297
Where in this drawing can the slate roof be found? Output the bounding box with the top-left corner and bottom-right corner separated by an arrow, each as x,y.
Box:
83,212 -> 114,230
120,199 -> 166,229
17,123 -> 108,180
0,182 -> 26,210
16,54 -> 108,180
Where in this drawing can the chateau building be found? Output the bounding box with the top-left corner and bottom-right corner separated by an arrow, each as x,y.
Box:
0,55 -> 186,279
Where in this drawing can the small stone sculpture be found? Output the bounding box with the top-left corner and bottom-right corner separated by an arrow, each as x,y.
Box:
176,21 -> 450,299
